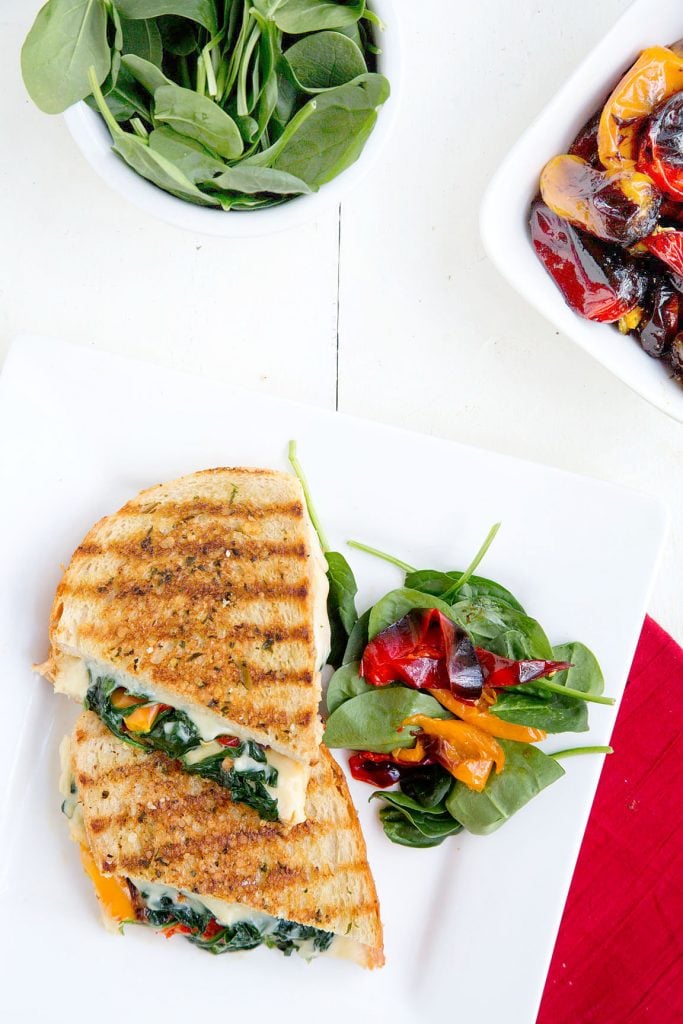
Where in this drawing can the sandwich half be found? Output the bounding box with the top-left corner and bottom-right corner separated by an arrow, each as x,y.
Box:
62,711 -> 384,968
39,467 -> 330,826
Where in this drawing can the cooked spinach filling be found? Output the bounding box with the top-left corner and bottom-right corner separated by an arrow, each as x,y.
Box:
136,890 -> 334,957
85,675 -> 279,820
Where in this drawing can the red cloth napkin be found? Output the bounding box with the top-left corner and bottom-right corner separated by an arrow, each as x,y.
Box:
537,616 -> 683,1024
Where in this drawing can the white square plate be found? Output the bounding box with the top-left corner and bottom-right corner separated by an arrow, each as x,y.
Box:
0,337 -> 667,1024
480,0 -> 683,423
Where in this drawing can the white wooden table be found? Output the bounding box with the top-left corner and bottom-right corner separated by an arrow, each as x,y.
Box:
2,0 -> 681,642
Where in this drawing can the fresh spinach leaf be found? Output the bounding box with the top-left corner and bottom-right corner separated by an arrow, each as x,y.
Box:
112,131 -> 222,204
399,764 -> 453,809
252,0 -> 366,34
149,126 -> 227,182
445,739 -> 565,836
270,67 -> 301,139
156,14 -> 199,56
490,642 -> 604,734
271,73 -> 390,187
284,31 -> 366,92
326,660 -> 375,715
21,0 -> 111,114
405,569 -> 526,613
368,588 -> 453,640
121,52 -> 175,92
115,0 -> 218,34
154,84 -> 244,159
323,688 -> 451,753
325,550 -> 359,668
450,595 -> 554,659
551,641 -> 604,696
120,16 -> 163,65
490,686 -> 589,733
370,788 -> 453,819
342,608 -> 370,664
85,62 -> 151,121
211,165 -> 313,194
378,806 -> 461,848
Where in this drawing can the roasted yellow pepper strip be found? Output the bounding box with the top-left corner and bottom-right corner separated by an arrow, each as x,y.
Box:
79,843 -> 135,923
401,715 -> 506,793
124,703 -> 166,733
451,759 -> 495,792
390,739 -> 428,763
598,46 -> 683,168
426,689 -> 547,744
110,687 -> 146,710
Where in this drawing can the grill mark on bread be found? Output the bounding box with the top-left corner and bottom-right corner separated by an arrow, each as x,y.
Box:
71,578 -> 311,603
114,499 -> 305,520
74,539 -> 308,562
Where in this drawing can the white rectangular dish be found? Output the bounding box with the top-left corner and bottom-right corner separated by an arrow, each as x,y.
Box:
480,0 -> 683,422
0,336 -> 667,1024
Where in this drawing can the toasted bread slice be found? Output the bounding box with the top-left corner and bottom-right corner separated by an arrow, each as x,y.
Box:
63,712 -> 384,968
39,467 -> 330,824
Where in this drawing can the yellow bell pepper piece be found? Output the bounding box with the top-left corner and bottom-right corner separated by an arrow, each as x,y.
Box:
390,739 -> 428,763
79,844 -> 135,923
402,714 -> 505,793
110,687 -> 146,710
598,46 -> 683,168
427,689 -> 547,744
124,703 -> 165,733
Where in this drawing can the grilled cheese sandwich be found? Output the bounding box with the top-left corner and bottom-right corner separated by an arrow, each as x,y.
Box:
40,467 -> 331,825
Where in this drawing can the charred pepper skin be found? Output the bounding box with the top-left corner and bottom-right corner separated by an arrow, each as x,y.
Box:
638,92 -> 683,201
568,111 -> 602,167
540,155 -> 662,246
670,332 -> 683,378
636,276 -> 680,357
530,198 -> 647,322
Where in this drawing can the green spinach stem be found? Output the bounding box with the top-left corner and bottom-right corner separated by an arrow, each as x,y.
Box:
550,745 -> 613,760
441,522 -> 501,600
287,441 -> 330,553
87,65 -> 120,138
532,677 -> 616,705
346,540 -> 415,574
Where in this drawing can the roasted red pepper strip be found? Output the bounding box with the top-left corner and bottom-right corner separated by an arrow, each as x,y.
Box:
348,750 -> 433,788
217,735 -> 241,747
642,229 -> 683,276
360,608 -> 484,700
360,608 -> 570,703
475,648 -> 571,689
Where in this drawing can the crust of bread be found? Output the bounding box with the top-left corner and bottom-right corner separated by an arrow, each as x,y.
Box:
42,468 -> 329,764
69,712 -> 384,968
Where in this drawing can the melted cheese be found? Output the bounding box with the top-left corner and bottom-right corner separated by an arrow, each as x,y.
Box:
264,750 -> 308,827
51,657 -> 310,824
129,879 -> 360,962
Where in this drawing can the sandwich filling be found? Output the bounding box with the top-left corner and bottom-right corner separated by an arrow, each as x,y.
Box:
82,671 -> 306,822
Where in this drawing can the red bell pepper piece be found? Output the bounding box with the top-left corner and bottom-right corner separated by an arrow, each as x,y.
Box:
641,229 -> 683,276
360,608 -> 484,700
475,648 -> 572,688
217,735 -> 241,747
348,751 -> 433,788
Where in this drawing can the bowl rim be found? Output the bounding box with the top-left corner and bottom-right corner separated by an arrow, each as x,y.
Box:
63,0 -> 401,238
479,0 -> 683,423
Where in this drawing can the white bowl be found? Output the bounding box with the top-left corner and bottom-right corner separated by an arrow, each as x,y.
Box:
63,0 -> 400,237
480,0 -> 683,423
